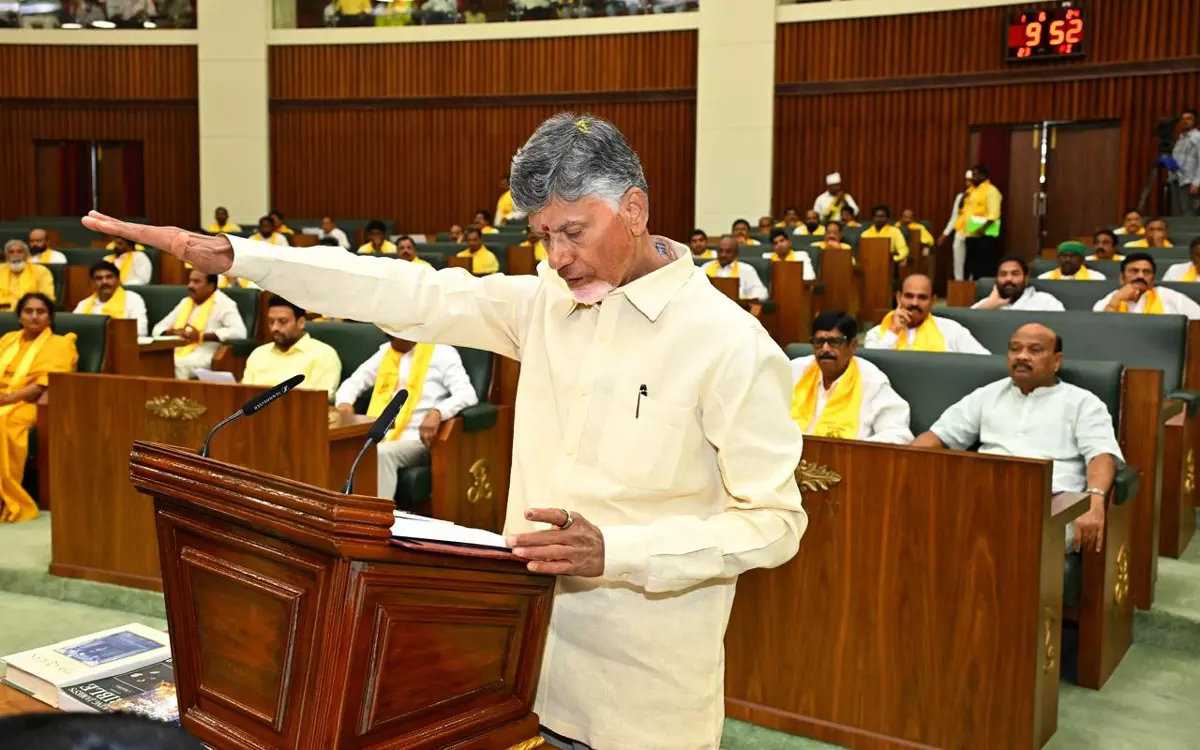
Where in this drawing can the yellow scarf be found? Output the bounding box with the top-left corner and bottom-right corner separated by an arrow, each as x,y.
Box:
1182,265 -> 1199,282
953,186 -> 974,233
1117,289 -> 1165,314
821,197 -> 844,222
771,251 -> 794,262
82,287 -> 127,318
105,252 -> 136,283
0,329 -> 53,394
366,343 -> 435,442
790,358 -> 863,439
1047,266 -> 1091,280
0,266 -> 41,304
706,262 -> 738,278
878,312 -> 946,351
171,294 -> 216,357
218,276 -> 252,289
34,249 -> 55,263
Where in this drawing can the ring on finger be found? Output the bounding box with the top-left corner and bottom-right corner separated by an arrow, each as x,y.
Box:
558,509 -> 574,530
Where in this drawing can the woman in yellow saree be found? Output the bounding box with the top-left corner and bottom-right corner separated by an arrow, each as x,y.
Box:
0,293 -> 78,523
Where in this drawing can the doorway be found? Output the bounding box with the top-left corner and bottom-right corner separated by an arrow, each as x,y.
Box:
35,140 -> 145,219
1001,121 -> 1121,259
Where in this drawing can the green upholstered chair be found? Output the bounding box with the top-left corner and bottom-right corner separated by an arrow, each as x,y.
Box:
47,264 -> 66,310
973,278 -> 1119,310
1029,258 -> 1121,279
221,287 -> 262,335
60,247 -> 163,284
138,284 -> 190,333
306,321 -> 389,413
1161,281 -> 1200,306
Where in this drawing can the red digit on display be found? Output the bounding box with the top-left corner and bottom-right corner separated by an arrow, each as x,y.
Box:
1049,20 -> 1065,45
1026,21 -> 1041,46
1066,18 -> 1083,44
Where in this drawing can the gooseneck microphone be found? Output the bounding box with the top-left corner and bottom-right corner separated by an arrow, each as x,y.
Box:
342,389 -> 408,495
198,374 -> 306,458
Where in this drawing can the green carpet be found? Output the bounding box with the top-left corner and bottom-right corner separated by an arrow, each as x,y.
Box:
1,514 -> 1199,749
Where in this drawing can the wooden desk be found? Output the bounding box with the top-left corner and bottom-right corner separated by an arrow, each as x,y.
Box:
47,374 -> 380,591
137,338 -> 181,378
0,683 -> 49,717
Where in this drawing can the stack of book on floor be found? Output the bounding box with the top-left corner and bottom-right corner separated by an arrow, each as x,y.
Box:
1,622 -> 178,723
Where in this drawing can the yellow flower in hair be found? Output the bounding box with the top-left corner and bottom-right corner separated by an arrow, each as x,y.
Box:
575,119 -> 590,133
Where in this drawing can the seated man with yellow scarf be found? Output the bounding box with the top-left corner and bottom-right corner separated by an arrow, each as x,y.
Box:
0,293 -> 78,523
864,274 -> 990,353
813,221 -> 852,252
860,204 -> 911,264
0,241 -> 54,311
1087,229 -> 1124,261
396,236 -> 432,266
456,228 -> 501,275
333,337 -> 479,501
1125,218 -> 1173,249
790,310 -> 913,443
204,206 -> 241,234
151,270 -> 248,379
520,226 -> 549,263
896,209 -> 935,256
104,236 -> 153,286
1164,237 -> 1200,282
358,220 -> 397,255
1038,241 -> 1106,280
703,236 -> 768,301
72,260 -> 149,336
763,229 -> 816,280
689,229 -> 714,260
1095,252 -> 1200,320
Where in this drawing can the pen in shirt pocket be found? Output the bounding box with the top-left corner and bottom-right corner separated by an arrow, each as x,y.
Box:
636,384 -> 648,419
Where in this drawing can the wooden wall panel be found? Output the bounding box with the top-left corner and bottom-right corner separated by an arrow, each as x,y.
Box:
0,104 -> 199,228
773,71 -> 1200,234
777,0 -> 1200,83
0,46 -> 196,101
269,32 -> 697,100
271,100 -> 696,241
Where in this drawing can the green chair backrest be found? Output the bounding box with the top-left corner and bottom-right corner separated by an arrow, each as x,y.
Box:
935,308 -> 1188,392
138,285 -> 190,331
1161,282 -> 1200,308
690,255 -> 774,295
46,264 -> 66,310
221,288 -> 261,334
0,312 -> 109,373
60,247 -> 163,284
306,321 -> 388,385
974,278 -> 1119,310
783,345 -> 1121,435
456,346 -> 492,403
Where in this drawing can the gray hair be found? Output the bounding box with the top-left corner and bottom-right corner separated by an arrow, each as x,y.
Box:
4,239 -> 29,256
509,113 -> 649,215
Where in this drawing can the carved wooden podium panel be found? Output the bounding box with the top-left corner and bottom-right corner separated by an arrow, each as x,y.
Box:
131,442 -> 554,750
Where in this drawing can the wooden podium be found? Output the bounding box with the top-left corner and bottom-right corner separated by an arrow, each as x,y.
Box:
130,442 -> 554,750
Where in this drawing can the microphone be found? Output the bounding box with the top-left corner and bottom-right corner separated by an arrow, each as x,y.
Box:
198,374 -> 306,458
342,389 -> 408,495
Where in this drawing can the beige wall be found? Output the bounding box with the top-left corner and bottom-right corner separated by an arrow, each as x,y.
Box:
198,0 -> 271,229
693,0 -> 775,236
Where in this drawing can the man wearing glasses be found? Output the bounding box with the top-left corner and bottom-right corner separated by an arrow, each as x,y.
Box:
789,310 -> 914,443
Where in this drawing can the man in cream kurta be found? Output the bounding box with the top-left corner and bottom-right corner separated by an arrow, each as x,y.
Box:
82,113 -> 807,750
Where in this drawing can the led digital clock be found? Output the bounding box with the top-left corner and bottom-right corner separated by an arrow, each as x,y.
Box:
1006,7 -> 1086,62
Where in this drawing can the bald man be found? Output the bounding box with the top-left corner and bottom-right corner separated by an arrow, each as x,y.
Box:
913,323 -> 1121,552
863,274 -> 989,354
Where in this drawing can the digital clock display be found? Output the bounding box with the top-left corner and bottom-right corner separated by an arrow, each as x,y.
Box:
1006,7 -> 1086,62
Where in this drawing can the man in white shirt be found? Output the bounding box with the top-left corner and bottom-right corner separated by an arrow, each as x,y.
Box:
1163,237 -> 1200,282
250,216 -> 290,247
702,236 -> 768,301
864,274 -> 990,354
973,255 -> 1065,311
790,310 -> 913,443
1038,241 -> 1106,281
27,229 -> 66,265
913,323 -> 1120,552
72,260 -> 149,336
813,172 -> 859,224
937,171 -> 973,281
105,236 -> 153,286
318,216 -> 350,249
791,209 -> 824,237
763,229 -> 816,281
84,112 -> 807,750
151,270 -> 248,379
1095,252 -> 1200,320
334,337 -> 478,500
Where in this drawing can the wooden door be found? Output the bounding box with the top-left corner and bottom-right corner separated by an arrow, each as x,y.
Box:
1006,125 -> 1043,261
96,142 -> 145,219
1043,122 -> 1121,246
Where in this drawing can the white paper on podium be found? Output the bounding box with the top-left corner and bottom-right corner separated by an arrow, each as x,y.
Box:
390,516 -> 508,549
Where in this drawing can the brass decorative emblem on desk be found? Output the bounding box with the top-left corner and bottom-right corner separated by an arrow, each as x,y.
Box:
467,459 -> 493,505
795,460 -> 842,492
145,395 -> 206,421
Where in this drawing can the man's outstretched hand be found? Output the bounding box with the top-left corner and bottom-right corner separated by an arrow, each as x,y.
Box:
81,211 -> 235,275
